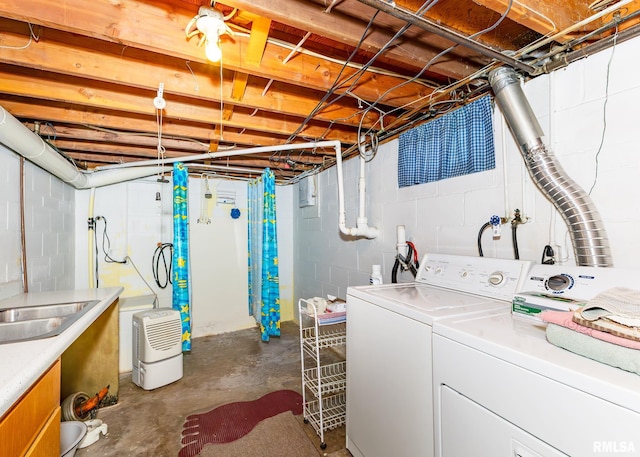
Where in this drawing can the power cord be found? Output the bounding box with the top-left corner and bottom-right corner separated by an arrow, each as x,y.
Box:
93,216 -> 159,305
95,216 -> 127,264
588,23 -> 618,195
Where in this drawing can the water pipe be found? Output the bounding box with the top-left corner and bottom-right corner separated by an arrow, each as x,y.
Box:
93,140 -> 344,170
334,140 -> 379,239
0,104 -> 170,189
88,188 -> 96,288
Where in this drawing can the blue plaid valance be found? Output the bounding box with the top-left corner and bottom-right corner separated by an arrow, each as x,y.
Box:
398,95 -> 495,187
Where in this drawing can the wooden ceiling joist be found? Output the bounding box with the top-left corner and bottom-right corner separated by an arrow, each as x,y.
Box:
0,0 -> 433,109
0,66 -> 360,143
2,0 -> 637,180
0,18 -> 384,130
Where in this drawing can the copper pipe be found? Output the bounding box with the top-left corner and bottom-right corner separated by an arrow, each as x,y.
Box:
20,157 -> 28,292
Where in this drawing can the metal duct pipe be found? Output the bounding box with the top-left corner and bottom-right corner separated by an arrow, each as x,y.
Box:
489,67 -> 613,267
0,104 -> 169,189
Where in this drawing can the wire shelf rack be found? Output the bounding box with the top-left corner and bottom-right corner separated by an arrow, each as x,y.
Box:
303,392 -> 347,436
303,361 -> 347,396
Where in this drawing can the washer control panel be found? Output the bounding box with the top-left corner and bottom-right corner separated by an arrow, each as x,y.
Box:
415,254 -> 532,301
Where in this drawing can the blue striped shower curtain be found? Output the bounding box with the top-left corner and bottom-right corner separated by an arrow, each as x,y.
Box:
398,95 -> 495,187
248,169 -> 280,342
172,163 -> 191,351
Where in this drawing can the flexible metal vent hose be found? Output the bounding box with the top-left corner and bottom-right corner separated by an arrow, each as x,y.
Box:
489,67 -> 613,267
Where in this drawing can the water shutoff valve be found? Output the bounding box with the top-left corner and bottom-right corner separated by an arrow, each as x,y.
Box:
490,215 -> 501,238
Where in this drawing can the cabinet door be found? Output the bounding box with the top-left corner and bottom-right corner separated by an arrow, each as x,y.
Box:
25,407 -> 61,457
0,359 -> 60,457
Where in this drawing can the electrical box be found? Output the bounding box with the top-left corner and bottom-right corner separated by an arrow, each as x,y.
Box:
299,175 -> 317,207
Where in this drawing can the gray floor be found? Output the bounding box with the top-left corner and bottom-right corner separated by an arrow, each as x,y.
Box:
77,321 -> 350,457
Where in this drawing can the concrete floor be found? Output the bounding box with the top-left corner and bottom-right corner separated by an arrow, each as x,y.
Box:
77,321 -> 350,457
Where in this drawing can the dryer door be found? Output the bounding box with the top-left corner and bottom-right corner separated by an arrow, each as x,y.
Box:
440,386 -> 567,457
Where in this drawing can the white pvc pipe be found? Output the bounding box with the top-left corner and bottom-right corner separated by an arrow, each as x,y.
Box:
2,103 -> 379,239
358,157 -> 367,222
93,140 -> 343,170
334,141 -> 379,239
83,167 -> 170,188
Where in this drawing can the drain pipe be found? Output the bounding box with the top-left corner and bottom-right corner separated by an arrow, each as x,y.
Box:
94,135 -> 380,239
0,105 -> 170,188
335,141 -> 379,239
489,67 -> 613,267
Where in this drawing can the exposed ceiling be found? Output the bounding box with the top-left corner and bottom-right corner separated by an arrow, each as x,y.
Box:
1,0 -> 639,182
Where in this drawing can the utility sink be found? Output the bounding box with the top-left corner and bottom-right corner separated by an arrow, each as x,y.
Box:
0,300 -> 100,344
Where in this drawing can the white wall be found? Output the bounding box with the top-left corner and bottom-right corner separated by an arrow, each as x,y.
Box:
293,36 -> 640,302
0,144 -> 75,300
74,173 -> 294,336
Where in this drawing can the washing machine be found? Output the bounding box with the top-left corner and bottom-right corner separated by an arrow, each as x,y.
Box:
433,264 -> 640,457
345,254 -> 532,457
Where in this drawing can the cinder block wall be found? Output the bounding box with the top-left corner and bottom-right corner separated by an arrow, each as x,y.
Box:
0,145 -> 75,297
293,36 -> 640,304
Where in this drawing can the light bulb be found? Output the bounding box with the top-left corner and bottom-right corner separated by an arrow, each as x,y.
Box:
205,37 -> 222,62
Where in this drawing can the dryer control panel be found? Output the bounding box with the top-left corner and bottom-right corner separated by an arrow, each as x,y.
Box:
512,264 -> 640,319
415,254 -> 532,302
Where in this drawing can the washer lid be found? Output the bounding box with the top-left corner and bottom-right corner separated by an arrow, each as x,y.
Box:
347,283 -> 508,325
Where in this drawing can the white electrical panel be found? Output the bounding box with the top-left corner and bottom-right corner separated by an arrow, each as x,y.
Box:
299,175 -> 317,207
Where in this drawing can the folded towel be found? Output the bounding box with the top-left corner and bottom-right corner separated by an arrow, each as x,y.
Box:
540,310 -> 640,350
573,311 -> 640,343
580,287 -> 640,327
546,323 -> 640,375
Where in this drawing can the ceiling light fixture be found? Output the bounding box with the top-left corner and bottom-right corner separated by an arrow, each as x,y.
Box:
185,5 -> 235,63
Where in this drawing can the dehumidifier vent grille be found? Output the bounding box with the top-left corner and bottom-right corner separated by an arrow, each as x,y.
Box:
146,319 -> 183,351
133,308 -> 183,363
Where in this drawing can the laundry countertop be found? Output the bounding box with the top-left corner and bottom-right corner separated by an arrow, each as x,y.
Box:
0,287 -> 123,418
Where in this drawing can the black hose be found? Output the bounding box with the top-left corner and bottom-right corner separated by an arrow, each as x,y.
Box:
511,223 -> 520,260
477,222 -> 492,257
541,245 -> 555,264
152,243 -> 173,288
391,258 -> 400,284
391,244 -> 416,283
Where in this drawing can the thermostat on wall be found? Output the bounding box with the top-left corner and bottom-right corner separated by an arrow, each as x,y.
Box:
299,175 -> 317,207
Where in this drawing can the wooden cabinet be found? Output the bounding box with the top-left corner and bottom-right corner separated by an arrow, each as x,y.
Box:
0,359 -> 61,457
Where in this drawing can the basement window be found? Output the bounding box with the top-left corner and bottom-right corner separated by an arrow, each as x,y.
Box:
398,95 -> 495,187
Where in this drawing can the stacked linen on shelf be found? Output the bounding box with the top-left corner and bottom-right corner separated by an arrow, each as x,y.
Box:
541,287 -> 640,375
318,300 -> 346,326
317,311 -> 346,326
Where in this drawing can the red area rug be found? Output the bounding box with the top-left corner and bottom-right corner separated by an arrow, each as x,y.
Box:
178,390 -> 303,457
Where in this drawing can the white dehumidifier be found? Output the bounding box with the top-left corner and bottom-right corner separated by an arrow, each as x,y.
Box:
132,308 -> 183,390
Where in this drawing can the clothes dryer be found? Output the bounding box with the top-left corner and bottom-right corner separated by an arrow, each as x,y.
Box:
345,254 -> 532,457
433,264 -> 640,456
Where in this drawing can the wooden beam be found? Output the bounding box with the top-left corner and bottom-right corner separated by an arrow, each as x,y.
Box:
24,123 -> 211,152
222,0 -> 489,78
1,98 -> 291,147
224,16 -> 272,122
0,0 -> 433,109
470,0 -> 591,38
245,16 -> 272,65
0,18 -> 383,129
0,66 -> 360,142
